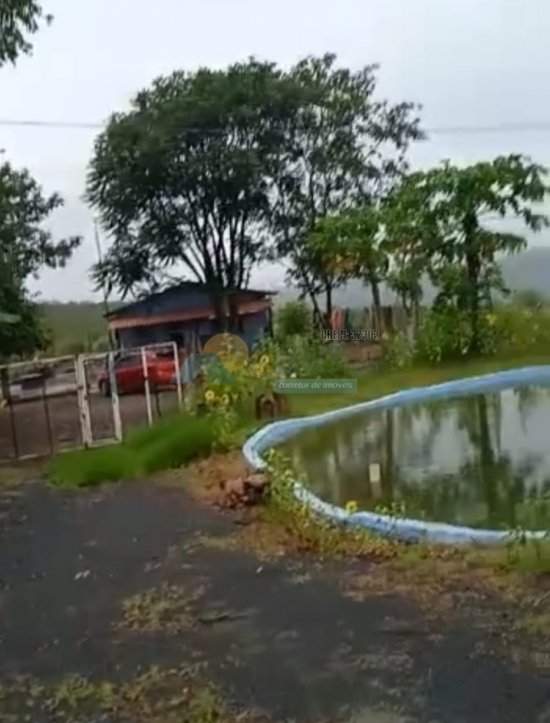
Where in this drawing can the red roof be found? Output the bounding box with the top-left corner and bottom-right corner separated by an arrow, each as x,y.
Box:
107,297 -> 271,331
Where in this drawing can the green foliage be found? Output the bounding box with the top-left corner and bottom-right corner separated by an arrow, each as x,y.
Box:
386,304 -> 550,366
0,275 -> 49,360
262,448 -> 398,559
383,155 -> 548,355
307,207 -> 388,318
0,162 -> 81,360
0,0 -> 52,67
385,330 -> 415,370
48,413 -> 218,487
189,335 -> 351,440
87,58 -> 294,304
87,53 -> 422,328
273,55 -> 422,319
275,300 -> 312,339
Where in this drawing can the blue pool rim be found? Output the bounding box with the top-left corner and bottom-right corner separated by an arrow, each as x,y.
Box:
242,366 -> 550,546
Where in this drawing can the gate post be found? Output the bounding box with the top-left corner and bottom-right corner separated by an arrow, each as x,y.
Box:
141,347 -> 153,426
171,342 -> 183,410
108,352 -> 123,442
75,355 -> 92,448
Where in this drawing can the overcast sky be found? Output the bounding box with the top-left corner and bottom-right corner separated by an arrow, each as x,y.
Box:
1,0 -> 550,302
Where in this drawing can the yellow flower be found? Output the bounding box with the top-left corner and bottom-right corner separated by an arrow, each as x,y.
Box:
345,500 -> 358,515
259,355 -> 270,367
204,389 -> 216,403
220,394 -> 230,407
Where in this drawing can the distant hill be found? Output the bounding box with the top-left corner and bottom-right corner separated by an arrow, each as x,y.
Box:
273,246 -> 550,308
39,301 -> 108,355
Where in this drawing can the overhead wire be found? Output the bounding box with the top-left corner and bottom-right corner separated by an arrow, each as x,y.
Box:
2,119 -> 550,134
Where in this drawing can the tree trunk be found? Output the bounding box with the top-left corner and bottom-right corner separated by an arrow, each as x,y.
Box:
466,250 -> 481,353
370,278 -> 382,332
208,282 -> 229,334
325,283 -> 333,330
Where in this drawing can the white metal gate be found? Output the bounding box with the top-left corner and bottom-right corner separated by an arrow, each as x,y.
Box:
77,342 -> 183,448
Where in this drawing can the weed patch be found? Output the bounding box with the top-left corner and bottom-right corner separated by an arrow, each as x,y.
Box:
0,665 -> 266,723
117,582 -> 206,633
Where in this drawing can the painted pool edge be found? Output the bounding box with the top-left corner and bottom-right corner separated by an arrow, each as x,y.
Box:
242,365 -> 550,546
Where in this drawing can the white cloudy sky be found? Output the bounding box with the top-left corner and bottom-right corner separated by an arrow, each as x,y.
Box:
1,0 -> 550,301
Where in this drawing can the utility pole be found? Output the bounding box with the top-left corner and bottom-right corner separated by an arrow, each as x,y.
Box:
94,221 -> 115,350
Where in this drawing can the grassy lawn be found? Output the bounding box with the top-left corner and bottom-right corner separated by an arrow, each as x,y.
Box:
47,412 -> 218,487
289,351 -> 550,417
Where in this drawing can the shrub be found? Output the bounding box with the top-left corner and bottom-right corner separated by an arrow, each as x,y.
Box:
385,331 -> 415,370
396,303 -> 550,365
197,334 -> 352,419
275,300 -> 312,339
414,307 -> 476,363
48,412 -> 218,487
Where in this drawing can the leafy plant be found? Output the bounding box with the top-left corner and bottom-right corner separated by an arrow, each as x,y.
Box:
383,155 -> 549,356
275,300 -> 312,339
0,0 -> 52,67
262,448 -> 398,560
0,161 -> 81,360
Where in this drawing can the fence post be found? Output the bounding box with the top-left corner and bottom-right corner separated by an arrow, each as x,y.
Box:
141,347 -> 153,426
108,352 -> 123,441
172,342 -> 183,410
75,356 -> 92,448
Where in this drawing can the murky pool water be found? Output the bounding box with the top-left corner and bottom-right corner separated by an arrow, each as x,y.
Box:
279,385 -> 550,530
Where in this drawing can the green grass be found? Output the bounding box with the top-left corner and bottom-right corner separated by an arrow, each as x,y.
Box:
289,351 -> 550,418
47,412 -> 218,488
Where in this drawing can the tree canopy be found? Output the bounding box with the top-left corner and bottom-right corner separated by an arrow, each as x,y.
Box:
87,59 -> 302,321
271,54 -> 423,320
383,154 -> 548,351
87,54 -> 423,325
0,0 -> 52,67
0,161 -> 81,358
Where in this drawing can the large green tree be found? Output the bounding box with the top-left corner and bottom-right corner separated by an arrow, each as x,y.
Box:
271,54 -> 423,322
384,155 -> 548,353
0,161 -> 81,359
0,0 -> 52,67
87,59 -> 300,325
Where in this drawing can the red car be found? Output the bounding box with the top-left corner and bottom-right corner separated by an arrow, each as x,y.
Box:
98,350 -> 179,396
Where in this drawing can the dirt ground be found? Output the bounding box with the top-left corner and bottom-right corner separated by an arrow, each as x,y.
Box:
0,390 -> 181,461
0,477 -> 549,722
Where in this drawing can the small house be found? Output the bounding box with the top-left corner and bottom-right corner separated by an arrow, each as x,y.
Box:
105,282 -> 276,351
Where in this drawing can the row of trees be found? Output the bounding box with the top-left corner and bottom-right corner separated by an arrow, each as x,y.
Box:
307,156 -> 547,352
88,57 -> 548,354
